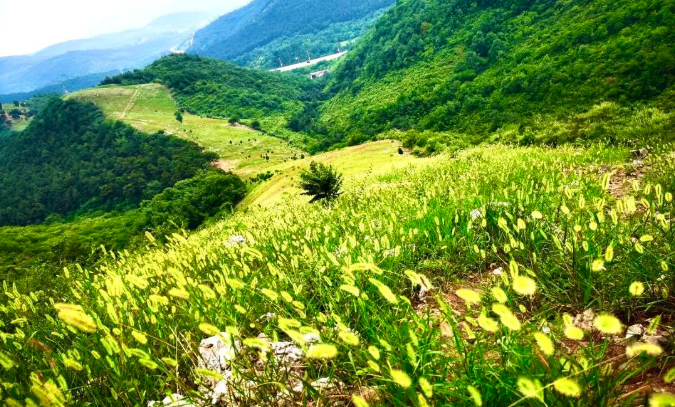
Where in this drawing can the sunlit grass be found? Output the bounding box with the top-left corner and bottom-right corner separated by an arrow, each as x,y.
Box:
1,143 -> 673,406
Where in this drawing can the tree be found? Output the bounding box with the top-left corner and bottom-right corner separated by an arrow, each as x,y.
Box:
174,111 -> 183,123
229,116 -> 239,124
299,162 -> 343,204
251,120 -> 261,130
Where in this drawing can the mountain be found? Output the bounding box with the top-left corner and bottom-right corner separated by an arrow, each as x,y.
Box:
189,0 -> 395,63
319,0 -> 675,145
0,11 -> 216,95
0,72 -> 117,104
0,98 -> 216,226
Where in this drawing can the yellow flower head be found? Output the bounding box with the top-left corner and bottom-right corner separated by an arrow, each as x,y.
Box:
553,378 -> 581,398
352,395 -> 370,407
467,385 -> 483,406
626,343 -> 663,358
390,369 -> 412,388
517,377 -> 543,400
512,276 -> 537,296
492,303 -> 521,331
564,325 -> 584,341
593,314 -> 623,335
306,344 -> 338,359
491,287 -> 508,303
477,314 -> 499,332
533,332 -> 555,356
456,289 -> 481,306
629,282 -> 645,296
649,392 -> 675,407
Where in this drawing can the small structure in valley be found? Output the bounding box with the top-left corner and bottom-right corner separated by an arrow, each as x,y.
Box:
309,69 -> 329,80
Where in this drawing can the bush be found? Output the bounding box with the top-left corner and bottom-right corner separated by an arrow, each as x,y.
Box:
299,162 -> 343,204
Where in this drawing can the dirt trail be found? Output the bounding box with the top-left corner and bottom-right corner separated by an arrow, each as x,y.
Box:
121,88 -> 141,119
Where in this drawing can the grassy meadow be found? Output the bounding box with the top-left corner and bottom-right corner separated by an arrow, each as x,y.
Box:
70,85 -> 306,176
1,140 -> 674,406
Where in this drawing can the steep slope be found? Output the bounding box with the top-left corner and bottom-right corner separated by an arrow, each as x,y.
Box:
0,12 -> 216,95
101,54 -> 323,136
320,0 -> 675,143
0,98 -> 215,226
71,83 -> 306,176
190,0 -> 394,62
231,8 -> 388,70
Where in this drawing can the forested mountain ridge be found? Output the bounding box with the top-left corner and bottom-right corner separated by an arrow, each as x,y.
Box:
0,98 -> 216,226
319,0 -> 675,145
190,0 -> 395,62
101,54 -> 324,136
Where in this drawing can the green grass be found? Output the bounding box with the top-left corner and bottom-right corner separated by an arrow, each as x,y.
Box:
243,139 -> 419,207
2,141 -> 674,406
70,84 -> 306,176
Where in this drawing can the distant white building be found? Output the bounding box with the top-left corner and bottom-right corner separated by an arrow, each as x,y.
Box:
310,69 -> 329,80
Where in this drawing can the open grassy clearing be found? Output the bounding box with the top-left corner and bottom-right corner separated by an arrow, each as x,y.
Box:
243,140 -> 419,207
2,141 -> 674,406
70,84 -> 305,176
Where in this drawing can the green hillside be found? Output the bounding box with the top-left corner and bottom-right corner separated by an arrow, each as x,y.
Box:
102,54 -> 322,137
70,84 -> 306,177
4,139 -> 675,405
320,0 -> 675,145
190,0 -> 394,62
232,8 -> 388,70
0,98 -> 215,226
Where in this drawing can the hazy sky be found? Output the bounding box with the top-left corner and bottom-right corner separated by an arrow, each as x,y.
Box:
0,0 -> 251,57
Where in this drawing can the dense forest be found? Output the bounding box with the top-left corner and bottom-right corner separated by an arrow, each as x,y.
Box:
232,9 -> 387,70
102,55 -> 324,131
190,0 -> 394,61
0,98 -> 216,226
318,0 -> 675,145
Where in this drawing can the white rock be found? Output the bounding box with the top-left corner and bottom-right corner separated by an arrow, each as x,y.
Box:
199,333 -> 239,375
228,235 -> 246,245
625,324 -> 644,339
492,267 -> 503,276
303,333 -> 321,345
271,341 -> 304,363
470,209 -> 482,220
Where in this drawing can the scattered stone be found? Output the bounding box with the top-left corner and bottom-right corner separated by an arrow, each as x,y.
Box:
626,324 -> 644,340
198,331 -> 325,405
470,209 -> 482,220
228,235 -> 246,245
573,309 -> 595,331
630,148 -> 649,159
492,267 -> 504,277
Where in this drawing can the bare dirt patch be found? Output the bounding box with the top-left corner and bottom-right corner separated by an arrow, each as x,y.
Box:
213,160 -> 240,172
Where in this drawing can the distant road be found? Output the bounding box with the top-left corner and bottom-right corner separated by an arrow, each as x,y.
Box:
270,51 -> 348,72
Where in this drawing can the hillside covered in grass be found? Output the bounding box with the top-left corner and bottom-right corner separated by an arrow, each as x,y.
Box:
2,138 -> 675,406
102,55 -> 323,137
70,84 -> 307,176
318,0 -> 675,146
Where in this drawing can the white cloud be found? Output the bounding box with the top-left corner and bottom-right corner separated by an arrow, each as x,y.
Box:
0,0 -> 250,57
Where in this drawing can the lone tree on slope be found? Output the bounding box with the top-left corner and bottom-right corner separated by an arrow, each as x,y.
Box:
300,162 -> 343,204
